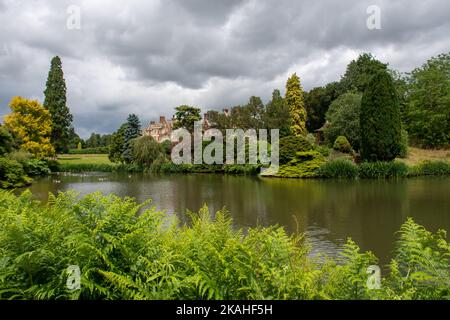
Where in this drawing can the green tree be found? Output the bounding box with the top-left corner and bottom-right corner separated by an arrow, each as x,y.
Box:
4,97 -> 55,158
109,123 -> 127,163
132,135 -> 164,167
341,53 -> 388,93
43,56 -> 73,153
0,125 -> 14,156
305,82 -> 342,132
122,114 -> 141,164
360,70 -> 402,161
265,89 -> 291,137
324,93 -> 362,150
67,127 -> 82,150
404,53 -> 450,148
173,105 -> 201,133
286,73 -> 307,136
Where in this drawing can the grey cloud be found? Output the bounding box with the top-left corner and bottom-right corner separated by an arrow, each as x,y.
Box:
0,0 -> 449,137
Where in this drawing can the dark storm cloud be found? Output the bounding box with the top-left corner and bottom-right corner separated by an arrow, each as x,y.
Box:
0,0 -> 449,137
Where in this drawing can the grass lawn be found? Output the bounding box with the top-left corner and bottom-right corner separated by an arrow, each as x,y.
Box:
398,147 -> 450,166
57,154 -> 113,165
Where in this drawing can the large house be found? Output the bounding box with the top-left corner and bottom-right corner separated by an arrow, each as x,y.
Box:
143,116 -> 173,142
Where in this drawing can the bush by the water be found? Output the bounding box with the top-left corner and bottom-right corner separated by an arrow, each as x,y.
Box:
0,158 -> 32,188
409,161 -> 450,177
358,161 -> 409,179
333,136 -> 352,153
319,159 -> 358,179
277,150 -> 325,178
6,151 -> 50,176
279,135 -> 313,165
153,162 -> 261,175
0,190 -> 449,300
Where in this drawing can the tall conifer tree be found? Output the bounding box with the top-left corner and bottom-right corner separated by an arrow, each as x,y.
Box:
44,56 -> 73,153
286,73 -> 307,136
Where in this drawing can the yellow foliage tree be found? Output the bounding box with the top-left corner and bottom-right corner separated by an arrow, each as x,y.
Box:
286,73 -> 307,136
4,96 -> 55,158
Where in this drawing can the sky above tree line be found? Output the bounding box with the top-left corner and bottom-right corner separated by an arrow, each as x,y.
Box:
0,0 -> 449,138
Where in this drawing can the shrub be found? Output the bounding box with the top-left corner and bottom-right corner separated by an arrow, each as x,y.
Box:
6,150 -> 33,163
333,136 -> 352,153
358,161 -> 408,179
5,151 -> 50,177
319,159 -> 358,179
22,159 -> 51,176
279,135 -> 313,165
413,161 -> 450,176
314,145 -> 331,157
360,70 -> 402,161
277,150 -> 325,178
0,158 -> 32,188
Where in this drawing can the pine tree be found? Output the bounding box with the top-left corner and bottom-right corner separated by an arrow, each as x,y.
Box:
122,114 -> 141,164
286,73 -> 307,136
43,56 -> 73,153
360,70 -> 402,161
109,123 -> 127,163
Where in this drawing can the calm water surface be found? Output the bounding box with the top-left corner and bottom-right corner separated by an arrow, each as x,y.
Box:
25,173 -> 450,264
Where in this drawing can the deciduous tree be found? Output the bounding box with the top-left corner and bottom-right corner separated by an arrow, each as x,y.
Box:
4,97 -> 55,158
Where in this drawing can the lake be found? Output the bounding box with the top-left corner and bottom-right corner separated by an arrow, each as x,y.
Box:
25,172 -> 450,265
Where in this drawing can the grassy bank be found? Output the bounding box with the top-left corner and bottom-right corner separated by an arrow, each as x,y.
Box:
55,149 -> 450,179
56,154 -> 121,172
0,190 -> 449,300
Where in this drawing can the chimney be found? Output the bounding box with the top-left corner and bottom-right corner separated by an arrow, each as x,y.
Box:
203,113 -> 208,121
160,116 -> 166,123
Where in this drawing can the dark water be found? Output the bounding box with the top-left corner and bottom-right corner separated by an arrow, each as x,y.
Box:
25,172 -> 450,264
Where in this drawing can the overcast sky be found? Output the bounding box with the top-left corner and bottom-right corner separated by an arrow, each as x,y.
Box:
0,0 -> 449,138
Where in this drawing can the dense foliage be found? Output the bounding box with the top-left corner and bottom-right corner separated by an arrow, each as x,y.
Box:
132,136 -> 165,167
122,114 -> 141,164
404,53 -> 450,148
109,123 -> 127,163
279,135 -> 313,165
333,136 -> 352,153
324,93 -> 362,150
277,150 -> 326,178
0,125 -> 14,156
286,73 -> 307,136
0,191 -> 449,300
0,158 -> 31,188
43,56 -> 73,153
4,97 -> 55,159
360,70 -> 402,161
358,161 -> 409,179
319,159 -> 358,179
173,105 -> 202,133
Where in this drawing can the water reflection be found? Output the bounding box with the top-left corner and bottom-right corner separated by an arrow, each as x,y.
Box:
25,173 -> 450,264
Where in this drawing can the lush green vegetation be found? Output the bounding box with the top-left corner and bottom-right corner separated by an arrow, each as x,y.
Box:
333,136 -> 352,154
403,53 -> 449,148
360,70 -> 402,161
319,159 -> 359,179
0,190 -> 448,300
324,93 -> 361,150
358,161 -> 409,179
68,147 -> 110,154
